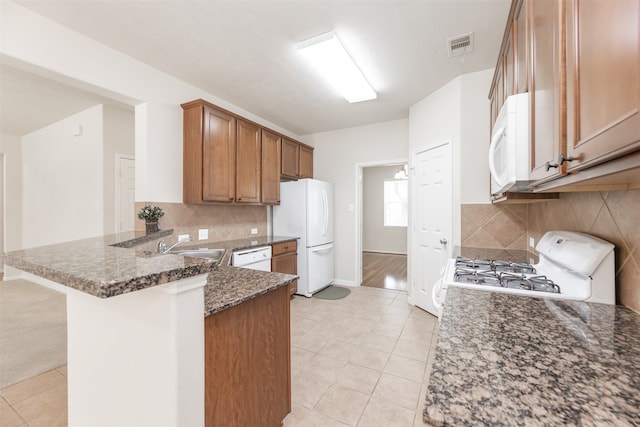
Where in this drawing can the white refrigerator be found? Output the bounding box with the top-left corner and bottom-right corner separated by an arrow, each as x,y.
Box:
273,179 -> 334,297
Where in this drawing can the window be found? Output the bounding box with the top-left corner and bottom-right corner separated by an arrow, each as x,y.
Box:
383,180 -> 408,227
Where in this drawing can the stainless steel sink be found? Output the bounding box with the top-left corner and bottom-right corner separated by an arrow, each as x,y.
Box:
168,248 -> 226,261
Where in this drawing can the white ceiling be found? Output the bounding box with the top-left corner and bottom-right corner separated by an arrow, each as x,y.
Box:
3,0 -> 510,137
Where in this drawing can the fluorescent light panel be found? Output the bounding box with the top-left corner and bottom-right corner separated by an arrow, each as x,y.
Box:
298,32 -> 376,103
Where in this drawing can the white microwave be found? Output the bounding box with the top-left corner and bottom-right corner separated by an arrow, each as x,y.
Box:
489,92 -> 531,195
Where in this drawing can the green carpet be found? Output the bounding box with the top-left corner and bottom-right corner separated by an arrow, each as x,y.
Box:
312,285 -> 351,300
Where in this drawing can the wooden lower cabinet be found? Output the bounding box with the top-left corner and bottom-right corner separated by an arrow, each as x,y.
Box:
204,285 -> 291,427
271,241 -> 298,296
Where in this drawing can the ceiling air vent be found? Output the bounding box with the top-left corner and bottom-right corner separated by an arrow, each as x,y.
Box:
447,32 -> 474,57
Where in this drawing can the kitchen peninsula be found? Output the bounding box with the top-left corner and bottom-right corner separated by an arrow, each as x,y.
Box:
424,287 -> 640,426
3,231 -> 298,427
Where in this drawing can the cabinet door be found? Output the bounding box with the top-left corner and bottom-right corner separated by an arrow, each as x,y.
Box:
281,138 -> 300,179
299,145 -> 313,179
272,253 -> 297,275
565,0 -> 640,171
514,0 -> 528,94
504,33 -> 515,98
235,119 -> 261,203
261,130 -> 281,205
203,106 -> 236,202
272,252 -> 298,296
529,0 -> 565,182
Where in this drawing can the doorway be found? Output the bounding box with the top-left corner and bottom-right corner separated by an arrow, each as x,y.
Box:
355,161 -> 408,291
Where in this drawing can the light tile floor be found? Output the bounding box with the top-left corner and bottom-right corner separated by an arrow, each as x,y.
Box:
284,286 -> 439,427
0,285 -> 438,427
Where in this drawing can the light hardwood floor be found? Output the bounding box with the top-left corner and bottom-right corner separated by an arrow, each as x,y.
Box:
362,252 -> 408,291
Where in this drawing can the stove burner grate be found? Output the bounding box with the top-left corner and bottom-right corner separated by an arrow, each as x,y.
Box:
453,258 -> 561,294
455,257 -> 537,274
454,268 -> 501,287
501,274 -> 561,293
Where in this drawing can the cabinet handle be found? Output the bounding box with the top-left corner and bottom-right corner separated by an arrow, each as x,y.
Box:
545,161 -> 559,172
229,197 -> 234,200
557,154 -> 575,166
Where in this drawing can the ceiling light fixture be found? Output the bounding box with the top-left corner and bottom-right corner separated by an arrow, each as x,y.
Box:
298,31 -> 377,103
394,165 -> 408,180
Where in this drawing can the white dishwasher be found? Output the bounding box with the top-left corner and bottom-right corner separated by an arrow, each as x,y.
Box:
231,246 -> 272,271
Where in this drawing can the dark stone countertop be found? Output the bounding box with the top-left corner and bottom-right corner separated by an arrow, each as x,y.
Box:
424,287 -> 640,426
2,231 -> 299,316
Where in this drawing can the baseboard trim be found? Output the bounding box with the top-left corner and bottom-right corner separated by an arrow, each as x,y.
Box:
332,279 -> 358,287
362,250 -> 408,256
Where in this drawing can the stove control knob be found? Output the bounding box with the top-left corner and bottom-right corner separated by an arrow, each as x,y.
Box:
440,239 -> 448,245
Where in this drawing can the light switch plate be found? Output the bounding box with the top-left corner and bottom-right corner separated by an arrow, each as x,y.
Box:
251,228 -> 258,235
529,237 -> 535,248
178,234 -> 190,242
198,229 -> 208,240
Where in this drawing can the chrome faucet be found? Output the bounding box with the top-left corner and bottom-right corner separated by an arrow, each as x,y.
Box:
157,237 -> 194,254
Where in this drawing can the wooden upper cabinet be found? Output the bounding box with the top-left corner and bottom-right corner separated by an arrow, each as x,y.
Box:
281,138 -> 314,180
281,138 -> 300,179
183,99 -> 313,203
183,101 -> 237,203
565,0 -> 640,171
235,119 -> 261,203
261,130 -> 281,205
529,0 -> 565,183
299,145 -> 313,178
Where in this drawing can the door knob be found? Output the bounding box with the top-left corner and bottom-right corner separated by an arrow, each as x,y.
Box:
440,239 -> 448,245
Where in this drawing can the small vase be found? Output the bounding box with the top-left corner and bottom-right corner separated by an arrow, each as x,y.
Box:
145,221 -> 159,234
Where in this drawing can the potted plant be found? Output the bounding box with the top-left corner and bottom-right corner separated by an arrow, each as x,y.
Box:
138,205 -> 165,234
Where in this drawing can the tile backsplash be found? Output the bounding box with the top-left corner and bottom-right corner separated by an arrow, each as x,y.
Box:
134,202 -> 268,243
462,189 -> 640,312
461,204 -> 528,250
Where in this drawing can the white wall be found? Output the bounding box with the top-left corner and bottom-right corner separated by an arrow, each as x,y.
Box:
409,75 -> 462,248
460,69 -> 492,204
304,119 -> 409,285
1,1 -> 301,205
363,166 -> 407,254
0,133 -> 22,251
103,106 -> 135,234
409,68 -> 493,248
22,105 -> 104,248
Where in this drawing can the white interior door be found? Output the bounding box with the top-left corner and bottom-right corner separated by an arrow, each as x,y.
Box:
116,155 -> 135,232
412,143 -> 452,315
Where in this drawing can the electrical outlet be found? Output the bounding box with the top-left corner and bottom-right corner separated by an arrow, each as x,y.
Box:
198,229 -> 208,240
251,228 -> 258,235
529,237 -> 535,248
178,234 -> 190,242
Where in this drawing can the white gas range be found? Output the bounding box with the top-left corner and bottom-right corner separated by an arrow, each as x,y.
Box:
433,231 -> 615,318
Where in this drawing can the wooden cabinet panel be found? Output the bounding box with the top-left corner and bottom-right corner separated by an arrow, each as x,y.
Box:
299,145 -> 314,179
202,106 -> 236,202
272,253 -> 297,276
272,240 -> 297,257
261,130 -> 281,205
235,119 -> 261,203
565,0 -> 640,171
281,138 -> 300,179
271,241 -> 298,296
204,286 -> 290,427
515,0 -> 528,93
529,0 -> 565,182
504,35 -> 515,98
